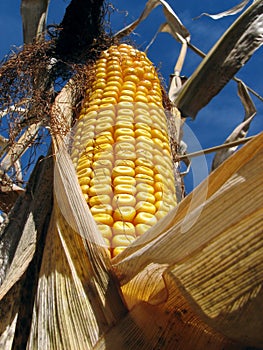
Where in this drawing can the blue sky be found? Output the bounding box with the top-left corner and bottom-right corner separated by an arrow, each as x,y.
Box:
0,0 -> 262,194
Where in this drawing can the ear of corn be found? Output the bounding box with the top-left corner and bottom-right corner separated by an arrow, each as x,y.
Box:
71,44 -> 177,258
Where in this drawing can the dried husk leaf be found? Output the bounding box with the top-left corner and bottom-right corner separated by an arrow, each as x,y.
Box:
195,0 -> 250,20
20,0 -> 50,44
114,0 -> 160,39
159,0 -> 190,42
0,154 -> 53,348
27,206 -> 125,348
212,80 -> 256,170
114,0 -> 190,44
94,267 -> 239,349
168,40 -> 188,102
113,132 -> 263,347
0,154 -> 53,298
175,1 -> 263,118
0,282 -> 21,350
0,122 -> 41,173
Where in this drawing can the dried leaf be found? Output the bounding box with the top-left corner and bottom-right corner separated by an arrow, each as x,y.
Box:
212,80 -> 256,170
0,136 -> 7,150
159,0 -> 190,43
114,0 -> 190,44
95,271 -> 238,350
237,79 -> 257,119
114,0 -> 160,39
0,123 -> 41,173
145,22 -> 166,53
168,41 -> 188,102
20,0 -> 50,44
113,133 -> 263,347
195,0 -> 251,20
175,1 -> 263,118
27,204 -> 127,349
0,155 -> 53,300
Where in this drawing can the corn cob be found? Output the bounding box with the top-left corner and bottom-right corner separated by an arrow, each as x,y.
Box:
71,44 -> 177,258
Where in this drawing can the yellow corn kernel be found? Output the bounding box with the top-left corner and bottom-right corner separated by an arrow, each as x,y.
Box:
136,192 -> 155,204
113,207 -> 136,222
93,213 -> 114,226
112,221 -> 135,236
88,184 -> 112,196
112,234 -> 136,247
116,135 -> 136,144
115,121 -> 134,130
78,177 -> 90,187
134,212 -> 158,226
93,152 -> 114,163
135,174 -> 154,185
114,184 -> 137,196
94,143 -> 113,153
89,194 -> 111,206
91,168 -> 111,178
134,128 -> 152,138
114,128 -> 135,138
103,238 -> 111,249
105,81 -> 122,91
153,138 -> 164,149
155,191 -> 163,201
135,165 -> 154,178
97,224 -> 112,240
119,95 -> 134,103
135,122 -> 151,132
93,159 -> 113,170
95,133 -> 114,145
112,194 -> 136,208
112,247 -> 126,256
113,176 -> 136,187
114,159 -> 135,168
112,165 -> 135,178
90,204 -> 113,216
135,201 -> 156,215
80,185 -> 89,194
77,168 -> 93,179
134,157 -> 154,168
114,142 -> 135,153
121,89 -> 135,98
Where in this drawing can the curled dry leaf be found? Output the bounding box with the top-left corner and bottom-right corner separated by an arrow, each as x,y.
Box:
158,0 -> 190,43
175,0 -> 263,118
211,80 -> 256,170
114,0 -> 160,39
20,0 -> 50,44
195,0 -> 251,20
114,0 -> 190,44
